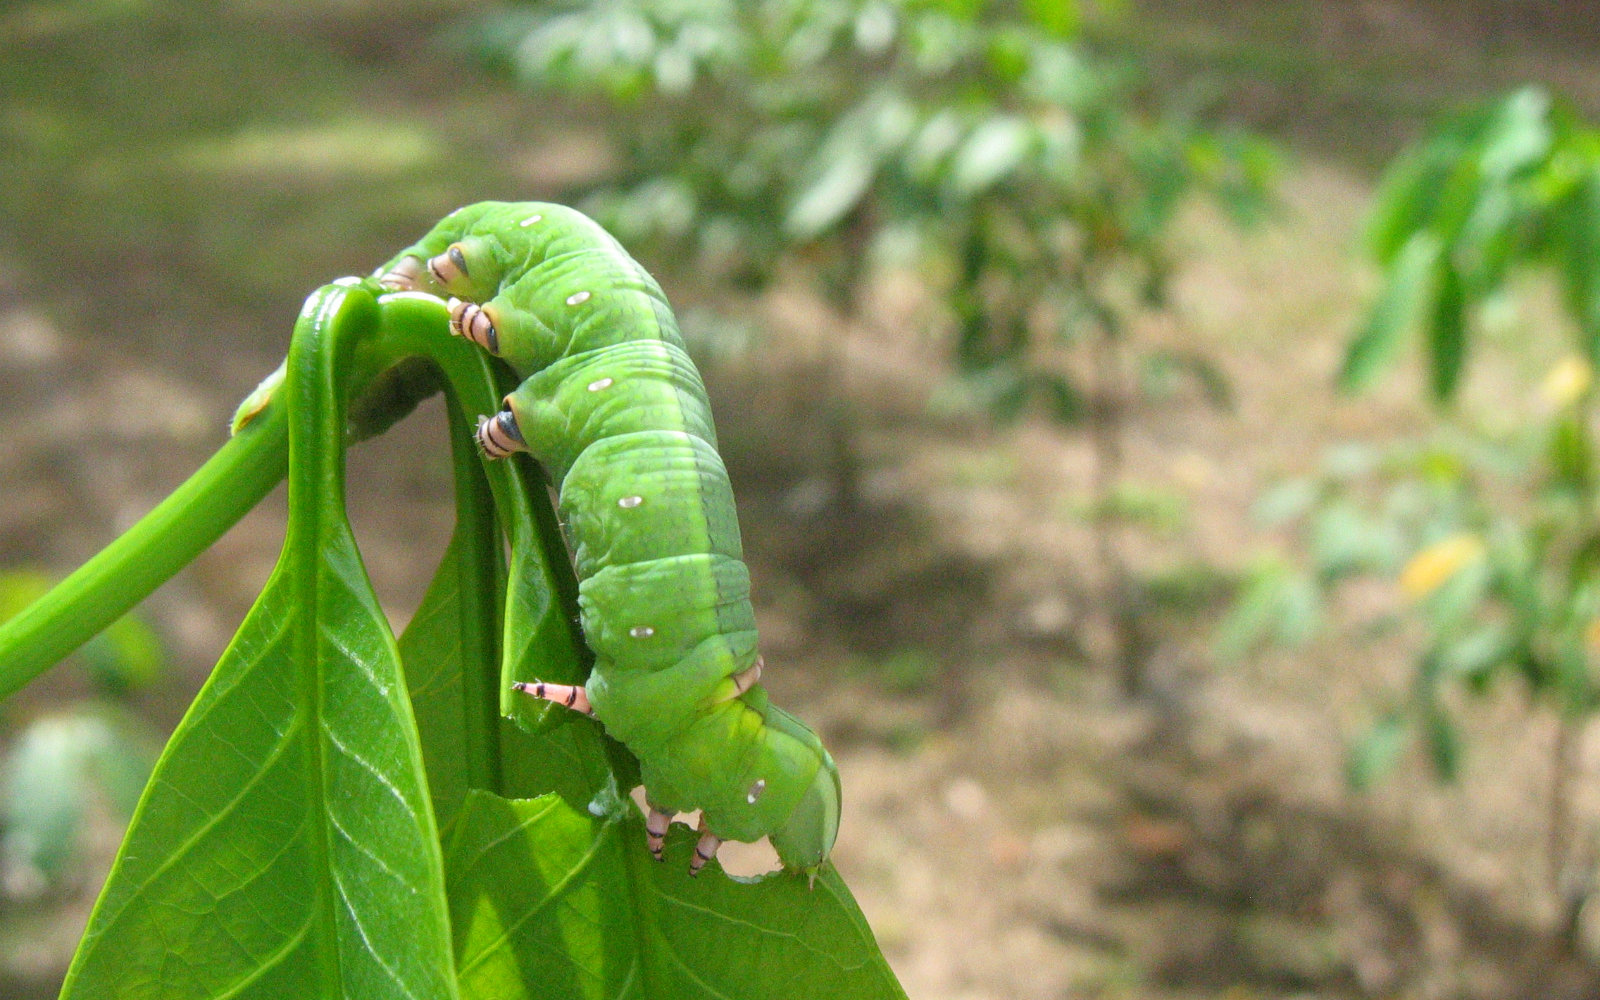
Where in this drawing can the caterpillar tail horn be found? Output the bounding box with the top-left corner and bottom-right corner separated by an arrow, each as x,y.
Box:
763,706 -> 841,876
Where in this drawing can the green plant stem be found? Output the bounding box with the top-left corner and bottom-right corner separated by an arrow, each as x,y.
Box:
0,398 -> 290,701
444,397 -> 505,794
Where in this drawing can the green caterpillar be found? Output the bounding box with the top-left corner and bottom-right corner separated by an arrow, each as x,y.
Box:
375,202 -> 839,876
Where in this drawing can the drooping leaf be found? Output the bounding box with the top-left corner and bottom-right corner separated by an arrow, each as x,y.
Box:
369,291 -> 610,811
368,291 -> 889,996
60,286 -> 459,1000
1421,703 -> 1463,782
948,115 -> 1036,196
401,529 -> 484,837
1347,711 -> 1409,790
1340,232 -> 1442,394
1561,166 -> 1600,362
786,149 -> 877,240
1425,261 -> 1467,401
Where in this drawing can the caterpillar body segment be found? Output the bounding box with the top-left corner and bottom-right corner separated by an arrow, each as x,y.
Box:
376,202 -> 840,874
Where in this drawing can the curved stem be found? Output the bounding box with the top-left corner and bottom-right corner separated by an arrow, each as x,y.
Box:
0,398 -> 290,701
0,287 -> 441,703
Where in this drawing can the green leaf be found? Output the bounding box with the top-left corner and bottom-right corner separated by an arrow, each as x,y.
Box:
786,149 -> 876,240
1347,712 -> 1408,790
1477,87 -> 1552,182
1251,479 -> 1318,526
1023,0 -> 1078,38
1425,262 -> 1467,401
1340,232 -> 1442,394
1139,347 -> 1234,410
1547,414 -> 1593,493
1034,370 -> 1085,424
1422,703 -> 1462,782
0,711 -> 157,885
948,116 -> 1036,196
960,363 -> 1029,423
1366,146 -> 1450,264
365,291 -> 616,815
60,286 -> 459,1000
401,529 -> 483,837
1438,626 -> 1513,689
1213,559 -> 1320,661
1562,166 -> 1600,363
1310,503 -> 1396,578
786,93 -> 916,239
444,790 -> 909,1000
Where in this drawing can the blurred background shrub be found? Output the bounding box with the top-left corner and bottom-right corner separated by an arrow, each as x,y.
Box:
458,0 -> 1275,693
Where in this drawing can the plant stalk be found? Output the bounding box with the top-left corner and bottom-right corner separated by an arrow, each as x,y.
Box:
0,399 -> 290,701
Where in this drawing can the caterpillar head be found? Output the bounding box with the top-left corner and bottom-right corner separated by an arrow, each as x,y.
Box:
760,706 -> 841,874
419,239 -> 507,303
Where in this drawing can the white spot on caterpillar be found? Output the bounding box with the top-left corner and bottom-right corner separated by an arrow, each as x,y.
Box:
566,290 -> 592,306
587,377 -> 614,392
519,214 -> 543,227
746,779 -> 766,805
629,625 -> 655,639
618,495 -> 643,509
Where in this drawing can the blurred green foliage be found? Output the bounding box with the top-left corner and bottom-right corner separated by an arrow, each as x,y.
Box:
1342,86 -> 1600,400
1228,87 -> 1600,806
0,572 -> 163,897
464,0 -> 1275,695
462,0 -> 1274,418
1220,417 -> 1596,786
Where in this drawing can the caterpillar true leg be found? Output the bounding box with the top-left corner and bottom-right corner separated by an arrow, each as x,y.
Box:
475,410 -> 527,459
689,814 -> 722,877
510,680 -> 595,717
447,296 -> 500,354
645,806 -> 675,862
376,256 -> 425,291
730,656 -> 761,696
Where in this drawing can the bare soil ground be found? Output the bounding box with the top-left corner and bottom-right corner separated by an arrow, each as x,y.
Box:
5,2 -> 1600,998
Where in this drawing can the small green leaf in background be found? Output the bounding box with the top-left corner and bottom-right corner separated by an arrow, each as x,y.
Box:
787,149 -> 877,239
948,115 -> 1035,196
1421,703 -> 1463,782
1140,347 -> 1235,410
1213,557 -> 1320,662
1425,262 -> 1466,401
1561,167 -> 1600,361
0,711 -> 158,894
1347,711 -> 1410,791
1023,0 -> 1077,39
1340,232 -> 1442,394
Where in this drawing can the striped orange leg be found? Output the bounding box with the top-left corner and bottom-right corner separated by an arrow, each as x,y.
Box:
645,806 -> 675,862
447,296 -> 501,354
475,410 -> 527,459
689,814 -> 722,877
707,657 -> 762,705
510,680 -> 595,717
376,256 -> 425,291
731,656 -> 762,695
